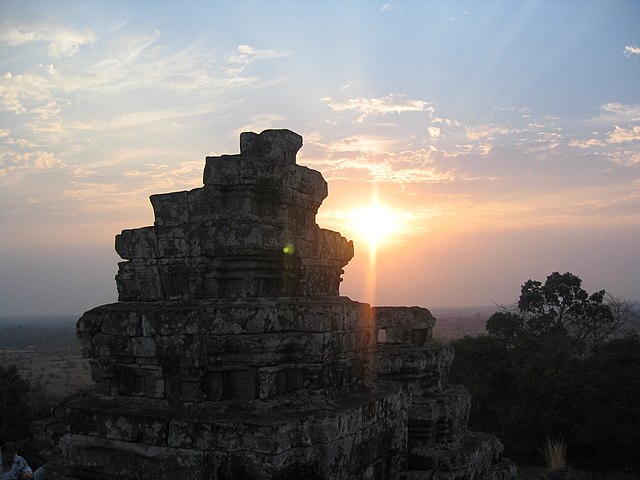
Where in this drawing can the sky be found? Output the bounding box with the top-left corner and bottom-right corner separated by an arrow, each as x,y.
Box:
1,0 -> 639,316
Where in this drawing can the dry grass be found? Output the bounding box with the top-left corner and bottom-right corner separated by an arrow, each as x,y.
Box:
544,438 -> 567,472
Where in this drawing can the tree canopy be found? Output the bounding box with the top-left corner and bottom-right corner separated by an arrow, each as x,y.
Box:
487,271 -> 624,347
450,272 -> 640,471
0,364 -> 31,441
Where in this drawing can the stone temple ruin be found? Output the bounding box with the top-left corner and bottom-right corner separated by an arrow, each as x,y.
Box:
38,129 -> 516,479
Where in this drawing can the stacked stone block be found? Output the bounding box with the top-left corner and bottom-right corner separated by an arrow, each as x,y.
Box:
53,384 -> 409,480
43,129 -> 515,480
47,130 -> 408,480
76,298 -> 376,404
115,129 -> 353,301
374,307 -> 516,480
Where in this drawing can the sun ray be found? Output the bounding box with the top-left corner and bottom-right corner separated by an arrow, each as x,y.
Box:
343,186 -> 403,306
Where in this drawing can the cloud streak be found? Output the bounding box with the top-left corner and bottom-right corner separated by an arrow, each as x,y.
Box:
607,125 -> 640,144
0,146 -> 65,178
0,14 -> 96,57
624,45 -> 640,57
322,94 -> 433,122
593,103 -> 640,123
0,19 -> 292,140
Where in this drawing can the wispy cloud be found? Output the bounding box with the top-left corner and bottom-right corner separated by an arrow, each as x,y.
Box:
226,44 -> 289,69
0,147 -> 65,177
428,126 -> 441,139
0,20 -> 291,140
624,45 -> 640,57
593,103 -> 640,123
0,64 -> 62,117
69,104 -> 222,132
568,138 -> 606,149
615,151 -> 640,166
431,116 -> 461,127
60,156 -> 202,214
98,30 -> 162,69
0,12 -> 294,214
120,160 -> 202,191
302,132 -> 455,185
0,128 -> 65,179
321,94 -> 433,123
607,125 -> 640,144
325,135 -> 405,154
232,114 -> 288,138
465,125 -> 520,141
600,149 -> 640,167
0,14 -> 96,57
368,162 -> 454,184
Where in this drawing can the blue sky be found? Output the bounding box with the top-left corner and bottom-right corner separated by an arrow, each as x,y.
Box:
1,0 -> 639,315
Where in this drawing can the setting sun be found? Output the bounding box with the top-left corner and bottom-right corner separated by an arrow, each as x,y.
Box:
348,204 -> 400,249
338,200 -> 404,308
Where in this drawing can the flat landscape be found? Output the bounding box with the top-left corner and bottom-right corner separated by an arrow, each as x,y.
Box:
0,348 -> 91,399
0,316 -> 92,403
430,306 -> 495,340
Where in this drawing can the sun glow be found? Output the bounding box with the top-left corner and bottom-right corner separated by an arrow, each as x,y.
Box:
317,189 -> 412,305
343,199 -> 402,308
347,204 -> 400,250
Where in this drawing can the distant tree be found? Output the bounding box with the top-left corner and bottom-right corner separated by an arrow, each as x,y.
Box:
488,272 -> 626,347
485,311 -> 525,346
606,293 -> 640,333
0,364 -> 31,441
450,272 -> 640,470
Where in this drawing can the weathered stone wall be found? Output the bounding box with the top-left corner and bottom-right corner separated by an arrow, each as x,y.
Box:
373,307 -> 516,480
115,129 -> 353,301
77,297 -> 376,403
51,384 -> 409,480
51,296 -> 409,480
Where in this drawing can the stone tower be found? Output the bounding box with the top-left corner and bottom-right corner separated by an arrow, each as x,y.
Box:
42,129 -> 515,480
374,307 -> 515,479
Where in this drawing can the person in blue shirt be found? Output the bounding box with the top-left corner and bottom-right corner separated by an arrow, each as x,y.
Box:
0,442 -> 46,480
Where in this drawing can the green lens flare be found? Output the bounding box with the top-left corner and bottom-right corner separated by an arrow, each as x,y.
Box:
282,244 -> 294,254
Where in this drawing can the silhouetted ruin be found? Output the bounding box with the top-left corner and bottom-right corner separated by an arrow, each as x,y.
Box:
37,129 -> 516,479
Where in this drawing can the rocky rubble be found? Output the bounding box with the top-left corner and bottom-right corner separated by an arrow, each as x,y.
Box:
41,129 -> 515,480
